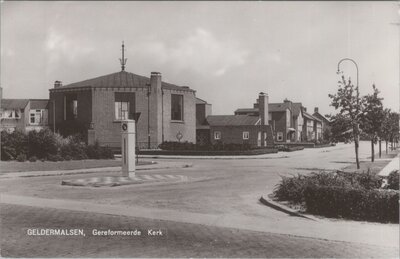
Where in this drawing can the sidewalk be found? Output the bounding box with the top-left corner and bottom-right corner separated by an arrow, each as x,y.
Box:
378,154 -> 399,177
1,194 -> 398,248
0,161 -> 192,179
139,153 -> 289,160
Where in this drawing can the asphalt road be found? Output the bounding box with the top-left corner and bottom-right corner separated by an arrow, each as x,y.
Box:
0,141 -> 398,257
0,141 -> 392,217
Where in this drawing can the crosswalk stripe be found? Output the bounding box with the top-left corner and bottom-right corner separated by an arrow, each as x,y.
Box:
141,175 -> 154,180
152,174 -> 165,179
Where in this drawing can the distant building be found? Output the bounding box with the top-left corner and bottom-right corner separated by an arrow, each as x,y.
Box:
302,107 -> 322,141
199,92 -> 273,148
0,99 -> 50,133
195,97 -> 212,145
235,98 -> 304,143
312,107 -> 331,139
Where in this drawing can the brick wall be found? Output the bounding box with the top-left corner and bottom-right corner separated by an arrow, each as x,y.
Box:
162,89 -> 196,144
210,125 -> 273,147
49,83 -> 196,149
49,89 -> 92,135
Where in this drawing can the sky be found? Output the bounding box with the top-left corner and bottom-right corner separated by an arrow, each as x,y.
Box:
1,1 -> 399,116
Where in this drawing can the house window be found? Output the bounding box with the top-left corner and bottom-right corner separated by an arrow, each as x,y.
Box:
114,92 -> 135,121
214,131 -> 221,140
6,110 -> 20,119
277,132 -> 283,141
171,94 -> 183,121
30,110 -> 42,125
115,101 -> 129,120
243,131 -> 249,140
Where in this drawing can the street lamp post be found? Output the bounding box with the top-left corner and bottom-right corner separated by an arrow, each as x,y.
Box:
337,58 -> 360,169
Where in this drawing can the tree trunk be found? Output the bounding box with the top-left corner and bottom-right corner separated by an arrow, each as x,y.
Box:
355,135 -> 360,169
371,139 -> 374,162
386,141 -> 388,154
379,139 -> 381,158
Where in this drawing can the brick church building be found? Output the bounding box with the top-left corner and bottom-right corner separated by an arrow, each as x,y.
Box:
49,45 -> 197,149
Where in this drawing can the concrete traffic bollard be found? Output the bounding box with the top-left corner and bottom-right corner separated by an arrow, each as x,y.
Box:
121,120 -> 136,177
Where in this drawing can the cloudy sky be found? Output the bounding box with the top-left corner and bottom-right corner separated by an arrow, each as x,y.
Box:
1,1 -> 399,116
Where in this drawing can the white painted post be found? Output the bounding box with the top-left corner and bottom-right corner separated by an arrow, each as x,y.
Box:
121,120 -> 136,177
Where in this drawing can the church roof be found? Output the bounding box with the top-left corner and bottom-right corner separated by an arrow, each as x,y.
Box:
55,71 -> 194,92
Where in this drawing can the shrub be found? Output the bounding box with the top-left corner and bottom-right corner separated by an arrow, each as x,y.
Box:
387,170 -> 399,190
336,170 -> 382,190
304,185 -> 399,223
274,172 -> 353,203
1,130 -> 28,160
47,154 -> 63,162
99,146 -> 114,159
27,129 -> 58,159
29,156 -> 37,162
64,155 -> 72,161
16,153 -> 27,162
273,170 -> 382,203
60,137 -> 87,160
86,141 -> 113,159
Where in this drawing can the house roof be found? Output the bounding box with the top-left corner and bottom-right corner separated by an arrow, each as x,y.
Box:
206,115 -> 260,126
235,108 -> 259,114
1,99 -> 29,109
313,112 -> 330,124
303,111 -> 322,122
196,97 -> 208,104
30,99 -> 50,109
291,103 -> 302,117
56,71 -> 194,92
268,103 -> 290,112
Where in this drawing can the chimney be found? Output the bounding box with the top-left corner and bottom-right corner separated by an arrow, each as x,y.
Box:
283,98 -> 292,111
314,107 -> 319,113
258,92 -> 269,125
150,72 -> 161,94
303,107 -> 307,112
54,80 -> 62,88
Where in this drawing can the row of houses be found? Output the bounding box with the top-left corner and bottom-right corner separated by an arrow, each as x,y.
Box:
1,61 -> 330,149
196,93 -> 330,148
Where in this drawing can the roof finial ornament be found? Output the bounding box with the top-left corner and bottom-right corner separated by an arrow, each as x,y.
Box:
119,41 -> 127,71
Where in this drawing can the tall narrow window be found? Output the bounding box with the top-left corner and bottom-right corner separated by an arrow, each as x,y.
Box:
115,101 -> 129,120
214,131 -> 221,140
243,131 -> 250,140
171,94 -> 183,121
65,94 -> 78,120
115,92 -> 135,120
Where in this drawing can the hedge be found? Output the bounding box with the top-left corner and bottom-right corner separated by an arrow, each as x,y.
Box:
387,170 -> 399,190
159,141 -> 252,151
273,170 -> 382,203
304,185 -> 399,223
1,130 -> 114,161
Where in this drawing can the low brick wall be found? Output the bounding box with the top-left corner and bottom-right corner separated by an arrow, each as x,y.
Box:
139,148 -> 278,156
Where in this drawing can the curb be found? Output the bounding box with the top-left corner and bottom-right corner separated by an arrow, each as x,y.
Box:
259,195 -> 317,221
0,163 -> 193,179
